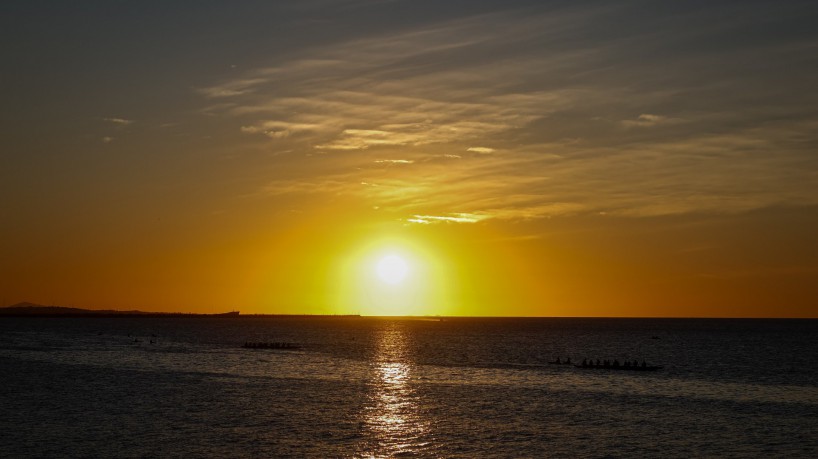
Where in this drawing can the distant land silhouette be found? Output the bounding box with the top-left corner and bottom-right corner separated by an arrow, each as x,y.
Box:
0,302 -> 359,318
1,302 -> 155,316
0,302 -> 213,317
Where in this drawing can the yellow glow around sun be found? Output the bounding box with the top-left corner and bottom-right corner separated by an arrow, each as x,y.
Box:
334,235 -> 457,316
376,255 -> 409,285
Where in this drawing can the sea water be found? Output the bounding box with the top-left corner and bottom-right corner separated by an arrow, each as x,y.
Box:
1,317 -> 816,457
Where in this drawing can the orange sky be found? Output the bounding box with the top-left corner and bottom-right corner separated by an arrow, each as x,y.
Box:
2,1 -> 817,317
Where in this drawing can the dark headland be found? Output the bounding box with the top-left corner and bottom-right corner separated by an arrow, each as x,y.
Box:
0,302 -> 359,318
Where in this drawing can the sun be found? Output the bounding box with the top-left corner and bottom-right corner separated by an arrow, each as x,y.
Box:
334,237 -> 457,316
376,254 -> 409,285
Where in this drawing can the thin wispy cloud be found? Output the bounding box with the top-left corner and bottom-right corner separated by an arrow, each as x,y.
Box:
104,117 -> 133,126
407,213 -> 488,224
467,147 -> 495,154
374,159 -> 414,164
621,114 -> 683,128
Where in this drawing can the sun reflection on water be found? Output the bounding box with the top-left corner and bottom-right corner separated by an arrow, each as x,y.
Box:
358,323 -> 431,458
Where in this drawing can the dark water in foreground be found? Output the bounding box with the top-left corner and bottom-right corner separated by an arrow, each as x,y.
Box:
1,317 -> 817,458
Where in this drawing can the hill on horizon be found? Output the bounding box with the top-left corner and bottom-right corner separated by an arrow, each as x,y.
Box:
0,302 -> 148,316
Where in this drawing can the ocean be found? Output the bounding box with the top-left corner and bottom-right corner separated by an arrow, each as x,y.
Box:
1,317 -> 816,457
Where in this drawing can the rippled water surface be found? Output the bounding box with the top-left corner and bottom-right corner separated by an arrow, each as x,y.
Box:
1,317 -> 817,457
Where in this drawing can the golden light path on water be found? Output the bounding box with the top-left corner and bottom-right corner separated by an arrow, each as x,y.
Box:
359,322 -> 431,457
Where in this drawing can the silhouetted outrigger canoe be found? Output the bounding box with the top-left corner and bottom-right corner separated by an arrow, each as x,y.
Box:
574,364 -> 663,371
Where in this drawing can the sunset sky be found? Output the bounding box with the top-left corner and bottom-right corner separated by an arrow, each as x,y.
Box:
2,1 -> 817,317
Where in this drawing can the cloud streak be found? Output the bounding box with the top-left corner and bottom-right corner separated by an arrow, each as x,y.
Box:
104,117 -> 133,125
408,213 -> 489,224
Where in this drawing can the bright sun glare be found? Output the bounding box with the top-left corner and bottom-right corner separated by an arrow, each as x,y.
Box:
376,255 -> 409,285
336,238 -> 453,316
